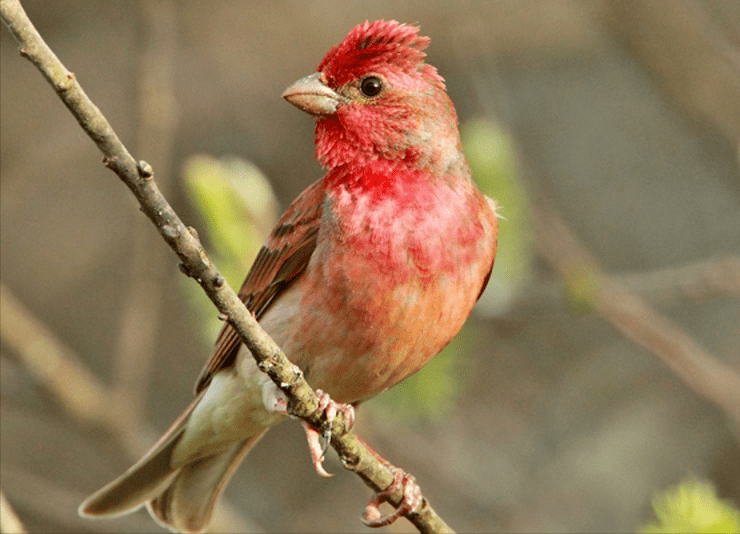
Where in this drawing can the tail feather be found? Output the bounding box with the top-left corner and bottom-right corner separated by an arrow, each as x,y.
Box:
79,395 -> 199,517
80,388 -> 269,533
80,386 -> 271,533
148,430 -> 267,533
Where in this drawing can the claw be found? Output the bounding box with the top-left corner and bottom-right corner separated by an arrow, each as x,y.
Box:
320,396 -> 336,456
361,468 -> 422,528
302,421 -> 333,478
300,389 -> 355,478
316,389 -> 355,451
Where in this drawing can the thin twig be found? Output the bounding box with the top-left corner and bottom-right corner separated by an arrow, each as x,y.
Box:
605,0 -> 740,142
111,0 -> 180,431
615,256 -> 740,303
0,1 -> 452,532
1,283 -> 112,428
532,199 -> 740,429
0,282 -> 150,455
523,256 -> 740,311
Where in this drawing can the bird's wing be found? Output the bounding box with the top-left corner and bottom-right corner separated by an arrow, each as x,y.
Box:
194,178 -> 325,393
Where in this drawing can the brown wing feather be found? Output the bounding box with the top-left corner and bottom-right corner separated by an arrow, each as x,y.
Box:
194,178 -> 325,393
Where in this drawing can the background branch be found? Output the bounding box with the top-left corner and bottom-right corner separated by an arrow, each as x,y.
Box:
532,197 -> 740,430
0,283 -> 117,431
0,0 -> 451,532
0,282 -> 255,532
111,0 -> 180,436
606,0 -> 740,142
523,255 -> 740,312
3,1 -> 739,532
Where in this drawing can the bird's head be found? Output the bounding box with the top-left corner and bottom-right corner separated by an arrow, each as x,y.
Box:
283,20 -> 462,174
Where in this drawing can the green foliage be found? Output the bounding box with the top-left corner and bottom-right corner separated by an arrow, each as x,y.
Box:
183,154 -> 277,274
181,154 -> 277,341
562,263 -> 602,313
639,478 -> 740,534
461,119 -> 533,316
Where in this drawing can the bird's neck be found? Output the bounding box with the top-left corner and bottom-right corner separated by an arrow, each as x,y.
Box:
314,110 -> 466,178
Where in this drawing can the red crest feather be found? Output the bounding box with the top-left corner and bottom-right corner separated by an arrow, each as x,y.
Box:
318,20 -> 436,88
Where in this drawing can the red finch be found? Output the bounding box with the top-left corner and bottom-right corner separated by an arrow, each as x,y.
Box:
80,19 -> 498,533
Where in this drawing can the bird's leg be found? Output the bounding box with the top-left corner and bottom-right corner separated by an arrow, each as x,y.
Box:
356,437 -> 423,527
300,389 -> 355,478
263,381 -> 334,476
265,380 -> 355,476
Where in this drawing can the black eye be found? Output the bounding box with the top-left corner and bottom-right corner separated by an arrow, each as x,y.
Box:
360,76 -> 383,97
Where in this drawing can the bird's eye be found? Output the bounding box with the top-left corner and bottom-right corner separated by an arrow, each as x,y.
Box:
360,76 -> 383,97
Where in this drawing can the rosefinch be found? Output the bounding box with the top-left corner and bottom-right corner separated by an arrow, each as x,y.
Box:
80,19 -> 498,533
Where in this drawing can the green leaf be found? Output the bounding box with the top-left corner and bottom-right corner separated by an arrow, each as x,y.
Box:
461,119 -> 533,316
182,154 -> 277,271
180,154 -> 278,341
639,478 -> 740,534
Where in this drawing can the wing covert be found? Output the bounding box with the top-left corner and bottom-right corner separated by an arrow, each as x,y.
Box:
194,178 -> 326,393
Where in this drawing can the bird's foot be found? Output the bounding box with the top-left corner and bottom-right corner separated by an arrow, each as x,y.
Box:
301,389 -> 355,478
362,467 -> 423,528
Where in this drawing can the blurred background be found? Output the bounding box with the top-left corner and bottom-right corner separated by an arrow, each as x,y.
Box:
2,1 -> 739,532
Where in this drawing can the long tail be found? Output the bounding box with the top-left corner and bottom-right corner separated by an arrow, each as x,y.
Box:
79,394 -> 267,533
147,432 -> 266,533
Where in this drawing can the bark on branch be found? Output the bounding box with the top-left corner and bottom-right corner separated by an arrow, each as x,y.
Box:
0,1 -> 453,532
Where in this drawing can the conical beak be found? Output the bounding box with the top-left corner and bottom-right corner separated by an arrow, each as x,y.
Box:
282,73 -> 341,116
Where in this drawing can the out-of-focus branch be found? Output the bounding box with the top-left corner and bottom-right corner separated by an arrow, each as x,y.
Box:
525,256 -> 740,310
605,0 -> 740,142
0,282 -> 152,455
0,281 -> 254,532
1,283 -> 112,428
0,1 -> 451,531
533,200 -> 740,428
112,0 -> 180,430
0,490 -> 26,534
616,256 -> 740,303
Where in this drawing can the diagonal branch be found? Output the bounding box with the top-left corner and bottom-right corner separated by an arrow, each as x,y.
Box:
111,0 -> 180,435
532,199 -> 740,429
0,282 -> 257,532
0,1 -> 452,532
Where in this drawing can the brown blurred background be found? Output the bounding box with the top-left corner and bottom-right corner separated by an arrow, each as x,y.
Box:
2,1 -> 740,532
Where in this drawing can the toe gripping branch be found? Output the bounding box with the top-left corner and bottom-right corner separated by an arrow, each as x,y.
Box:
362,466 -> 423,528
301,389 -> 355,478
299,390 -> 422,527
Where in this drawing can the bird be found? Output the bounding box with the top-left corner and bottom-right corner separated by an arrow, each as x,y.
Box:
79,19 -> 498,533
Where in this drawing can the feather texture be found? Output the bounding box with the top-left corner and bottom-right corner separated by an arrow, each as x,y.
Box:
79,20 -> 498,533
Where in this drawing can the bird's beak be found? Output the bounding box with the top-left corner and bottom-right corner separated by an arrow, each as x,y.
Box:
282,72 -> 341,116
